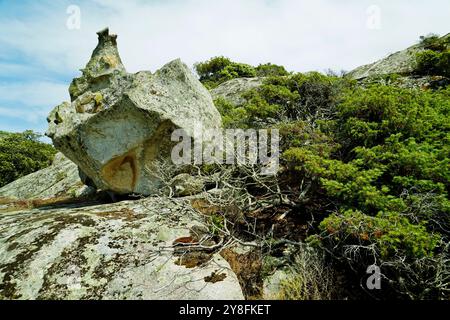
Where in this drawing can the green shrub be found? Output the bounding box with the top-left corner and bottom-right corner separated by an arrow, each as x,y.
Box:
215,71 -> 350,128
416,49 -> 450,77
213,97 -> 249,128
419,33 -> 449,51
209,56 -> 450,298
0,130 -> 57,187
415,34 -> 450,77
282,84 -> 449,298
195,57 -> 291,89
285,85 -> 450,211
314,209 -> 448,299
255,63 -> 289,77
318,210 -> 440,260
195,56 -> 256,88
336,85 -> 449,147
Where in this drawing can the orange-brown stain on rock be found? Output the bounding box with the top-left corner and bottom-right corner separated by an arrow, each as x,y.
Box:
101,150 -> 138,192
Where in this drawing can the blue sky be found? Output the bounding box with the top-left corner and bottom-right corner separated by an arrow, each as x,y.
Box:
0,0 -> 449,137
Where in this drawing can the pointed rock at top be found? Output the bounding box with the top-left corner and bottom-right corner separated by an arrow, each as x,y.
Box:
69,27 -> 126,100
87,27 -> 125,74
48,29 -> 222,196
97,27 -> 117,44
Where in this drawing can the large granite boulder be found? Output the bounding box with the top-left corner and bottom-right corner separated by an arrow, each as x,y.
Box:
47,28 -> 222,195
0,197 -> 243,300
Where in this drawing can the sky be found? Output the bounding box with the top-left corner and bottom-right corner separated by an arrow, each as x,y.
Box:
0,0 -> 449,136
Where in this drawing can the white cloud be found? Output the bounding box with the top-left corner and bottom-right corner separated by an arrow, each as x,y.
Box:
0,63 -> 37,76
0,82 -> 68,108
1,0 -> 449,75
46,0 -> 450,72
0,106 -> 45,123
0,81 -> 67,134
0,0 -> 449,133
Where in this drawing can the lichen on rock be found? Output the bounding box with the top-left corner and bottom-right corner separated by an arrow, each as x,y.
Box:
0,198 -> 243,300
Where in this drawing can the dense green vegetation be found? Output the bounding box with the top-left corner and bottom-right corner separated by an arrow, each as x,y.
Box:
197,52 -> 450,299
195,56 -> 289,89
416,34 -> 450,77
0,130 -> 57,187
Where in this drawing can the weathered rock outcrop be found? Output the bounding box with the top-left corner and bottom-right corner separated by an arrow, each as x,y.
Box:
0,197 -> 243,300
347,33 -> 450,80
211,77 -> 262,106
47,28 -> 222,195
347,44 -> 422,80
0,153 -> 93,200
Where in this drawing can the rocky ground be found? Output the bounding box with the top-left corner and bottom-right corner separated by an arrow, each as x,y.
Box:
0,195 -> 245,300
